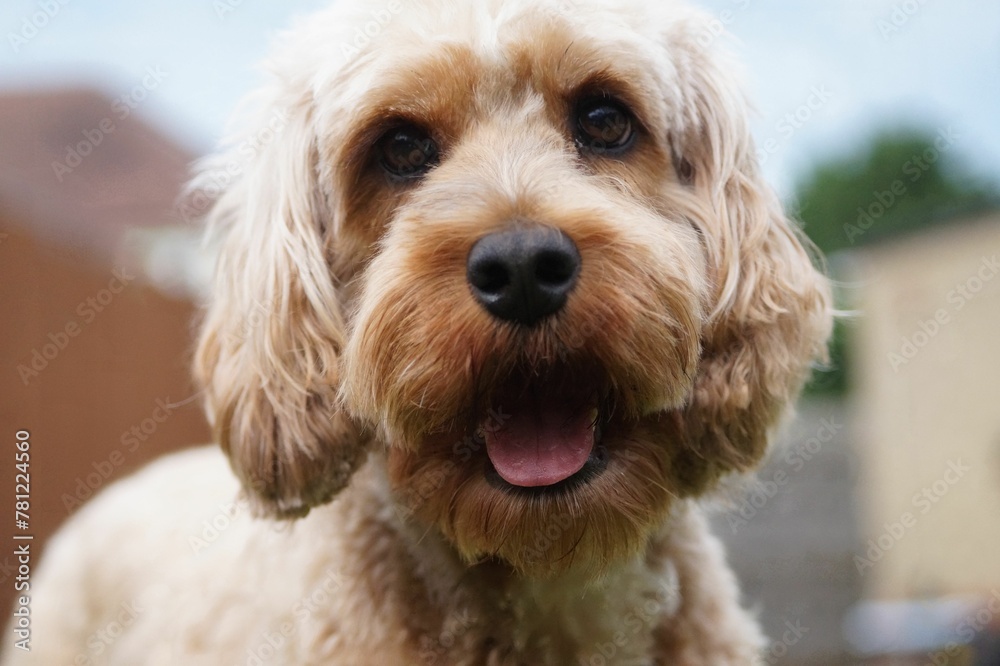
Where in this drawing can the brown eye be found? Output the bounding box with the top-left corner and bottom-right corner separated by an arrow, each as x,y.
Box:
574,97 -> 636,155
376,125 -> 440,180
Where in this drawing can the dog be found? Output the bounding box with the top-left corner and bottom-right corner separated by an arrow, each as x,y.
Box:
5,0 -> 832,663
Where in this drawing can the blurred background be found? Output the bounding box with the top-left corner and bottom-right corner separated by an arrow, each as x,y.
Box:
1,1 -> 998,663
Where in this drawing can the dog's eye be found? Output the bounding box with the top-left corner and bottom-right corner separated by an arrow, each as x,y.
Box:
376,126 -> 440,180
574,98 -> 636,155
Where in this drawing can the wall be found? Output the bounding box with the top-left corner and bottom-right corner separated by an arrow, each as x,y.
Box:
853,214 -> 1000,600
0,220 -> 211,619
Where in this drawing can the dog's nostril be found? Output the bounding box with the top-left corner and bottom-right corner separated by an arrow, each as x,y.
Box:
467,227 -> 581,327
472,260 -> 510,294
535,250 -> 576,287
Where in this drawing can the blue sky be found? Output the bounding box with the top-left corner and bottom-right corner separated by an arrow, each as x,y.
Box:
2,0 -> 998,197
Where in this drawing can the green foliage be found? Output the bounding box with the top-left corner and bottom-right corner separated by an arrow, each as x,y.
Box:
803,313 -> 850,396
792,127 -> 999,395
793,127 -> 998,257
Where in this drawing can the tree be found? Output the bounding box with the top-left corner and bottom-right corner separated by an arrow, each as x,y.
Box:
791,128 -> 999,394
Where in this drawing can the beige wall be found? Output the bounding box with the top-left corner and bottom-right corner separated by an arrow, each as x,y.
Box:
853,214 -> 1000,599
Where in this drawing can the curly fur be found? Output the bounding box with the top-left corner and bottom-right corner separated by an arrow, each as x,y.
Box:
4,0 -> 831,663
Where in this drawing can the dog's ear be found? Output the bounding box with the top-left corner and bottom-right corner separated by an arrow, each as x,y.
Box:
667,26 -> 833,491
192,93 -> 368,518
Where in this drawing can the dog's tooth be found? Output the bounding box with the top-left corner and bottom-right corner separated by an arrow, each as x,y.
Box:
588,407 -> 599,427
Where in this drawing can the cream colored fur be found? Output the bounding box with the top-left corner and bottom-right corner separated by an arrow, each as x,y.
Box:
9,449 -> 763,665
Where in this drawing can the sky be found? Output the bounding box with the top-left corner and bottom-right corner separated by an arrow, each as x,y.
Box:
2,0 -> 998,198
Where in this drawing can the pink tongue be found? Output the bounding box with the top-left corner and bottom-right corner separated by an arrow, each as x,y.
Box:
485,402 -> 595,487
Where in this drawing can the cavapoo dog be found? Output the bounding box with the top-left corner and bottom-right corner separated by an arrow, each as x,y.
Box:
6,0 -> 831,663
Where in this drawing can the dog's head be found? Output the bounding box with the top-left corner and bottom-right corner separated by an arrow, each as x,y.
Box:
194,0 -> 832,577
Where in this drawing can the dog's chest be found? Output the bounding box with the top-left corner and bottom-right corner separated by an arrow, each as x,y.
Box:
423,558 -> 680,666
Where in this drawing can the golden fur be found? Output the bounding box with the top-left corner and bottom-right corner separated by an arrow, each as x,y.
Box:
4,0 -> 831,663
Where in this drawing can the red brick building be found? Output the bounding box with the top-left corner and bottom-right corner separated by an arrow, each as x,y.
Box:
0,88 -> 211,616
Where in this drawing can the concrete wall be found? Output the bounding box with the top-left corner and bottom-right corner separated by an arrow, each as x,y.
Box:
852,214 -> 1000,600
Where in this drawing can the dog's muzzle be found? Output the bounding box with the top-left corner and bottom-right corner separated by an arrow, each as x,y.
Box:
466,227 -> 580,327
465,227 -> 598,489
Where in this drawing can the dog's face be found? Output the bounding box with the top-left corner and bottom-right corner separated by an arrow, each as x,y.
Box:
194,0 -> 832,578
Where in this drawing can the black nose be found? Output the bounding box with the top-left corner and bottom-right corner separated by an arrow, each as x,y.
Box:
466,227 -> 581,326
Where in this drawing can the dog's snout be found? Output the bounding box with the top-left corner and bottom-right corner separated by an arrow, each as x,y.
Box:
466,227 -> 581,326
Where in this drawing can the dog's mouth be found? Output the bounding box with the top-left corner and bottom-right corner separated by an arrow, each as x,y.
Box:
479,370 -> 608,490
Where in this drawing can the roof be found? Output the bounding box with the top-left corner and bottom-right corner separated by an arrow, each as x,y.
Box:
0,87 -> 197,260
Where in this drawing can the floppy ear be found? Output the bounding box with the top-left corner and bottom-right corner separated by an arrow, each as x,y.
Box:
192,93 -> 368,518
666,25 -> 833,492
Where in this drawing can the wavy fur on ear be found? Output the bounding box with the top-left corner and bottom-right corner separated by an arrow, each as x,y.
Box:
665,19 -> 833,492
192,88 -> 367,519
